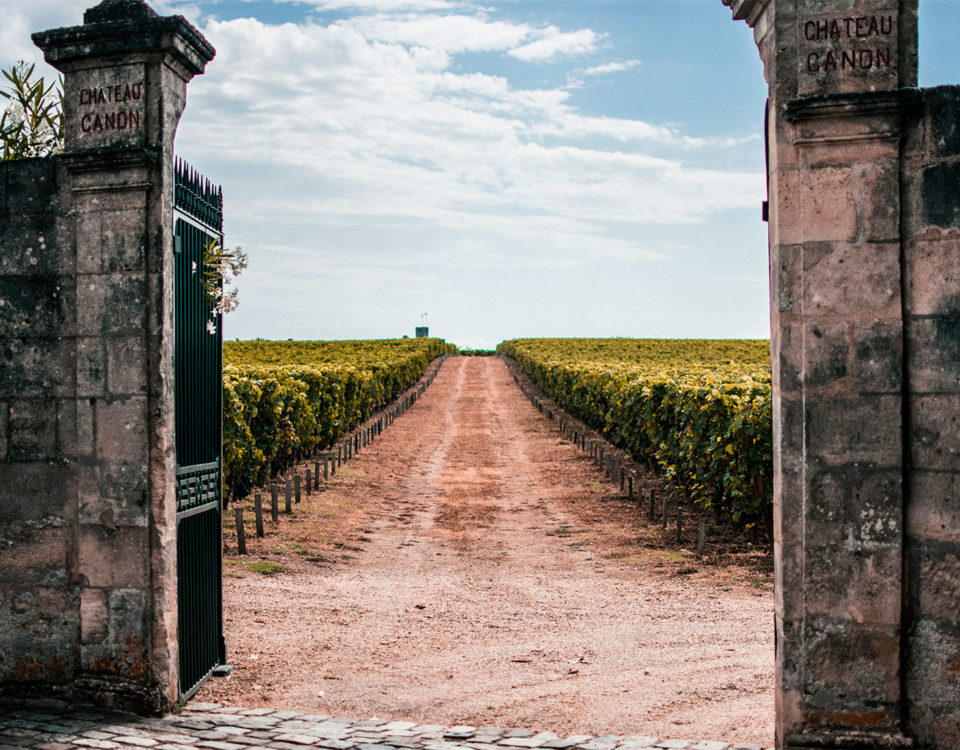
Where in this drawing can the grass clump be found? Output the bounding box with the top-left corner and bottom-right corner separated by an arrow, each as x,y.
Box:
243,560 -> 287,575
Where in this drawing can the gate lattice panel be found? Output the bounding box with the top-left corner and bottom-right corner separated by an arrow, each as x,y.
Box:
174,158 -> 225,699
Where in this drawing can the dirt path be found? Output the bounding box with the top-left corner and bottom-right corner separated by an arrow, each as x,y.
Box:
198,357 -> 773,745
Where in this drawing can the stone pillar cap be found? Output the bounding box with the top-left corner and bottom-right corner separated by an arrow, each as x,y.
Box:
32,0 -> 214,76
84,0 -> 159,24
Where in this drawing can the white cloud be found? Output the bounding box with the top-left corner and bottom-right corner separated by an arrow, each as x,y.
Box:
581,59 -> 641,76
307,0 -> 461,9
0,0 -> 84,76
3,2 -> 768,345
507,26 -> 601,62
175,16 -> 761,259
336,12 -> 535,53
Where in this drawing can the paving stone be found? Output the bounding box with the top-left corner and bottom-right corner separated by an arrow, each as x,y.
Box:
154,744 -> 197,750
275,736 -> 326,746
73,741 -> 123,749
0,738 -> 37,747
616,741 -> 659,750
353,723 -> 388,730
654,742 -> 692,750
409,729 -> 445,737
689,743 -> 728,750
151,735 -> 198,745
169,720 -> 215,732
500,732 -> 535,740
355,745 -> 394,750
213,709 -> 243,715
297,718 -> 332,725
313,740 -> 356,750
79,732 -> 116,741
378,726 -> 415,735
729,746 -> 761,750
499,733 -> 556,749
112,738 -> 159,747
508,733 -> 557,748
35,736 -> 76,745
272,743 -> 323,750
35,744 -> 73,750
381,737 -> 420,747
471,730 -> 506,739
576,740 -> 620,750
102,728 -> 152,738
197,742 -> 246,750
309,723 -> 354,737
229,719 -> 282,732
465,743 -> 501,750
442,729 -> 475,741
38,725 -> 83,735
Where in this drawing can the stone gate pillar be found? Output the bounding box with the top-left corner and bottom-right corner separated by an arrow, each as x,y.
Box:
725,1 -> 960,749
0,0 -> 213,712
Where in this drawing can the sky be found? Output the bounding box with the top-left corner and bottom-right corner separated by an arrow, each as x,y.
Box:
4,1 -> 960,350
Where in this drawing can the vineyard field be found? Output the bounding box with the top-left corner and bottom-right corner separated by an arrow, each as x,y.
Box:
221,338 -> 456,499
496,338 -> 773,531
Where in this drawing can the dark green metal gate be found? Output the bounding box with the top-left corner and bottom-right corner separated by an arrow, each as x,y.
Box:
174,158 -> 225,699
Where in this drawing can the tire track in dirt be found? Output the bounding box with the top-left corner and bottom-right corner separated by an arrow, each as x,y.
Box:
199,357 -> 773,745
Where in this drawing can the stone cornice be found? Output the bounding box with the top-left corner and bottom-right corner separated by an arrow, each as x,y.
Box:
784,87 -> 922,123
33,4 -> 214,76
720,0 -> 770,28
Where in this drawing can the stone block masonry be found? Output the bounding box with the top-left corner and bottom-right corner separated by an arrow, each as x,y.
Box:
0,0 -> 214,713
727,1 -> 960,748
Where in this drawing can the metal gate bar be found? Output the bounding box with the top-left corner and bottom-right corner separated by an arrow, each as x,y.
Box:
173,157 -> 225,699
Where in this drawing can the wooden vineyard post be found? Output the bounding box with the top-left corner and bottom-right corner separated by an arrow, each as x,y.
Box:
284,479 -> 292,514
234,507 -> 246,555
254,493 -> 264,538
271,484 -> 279,523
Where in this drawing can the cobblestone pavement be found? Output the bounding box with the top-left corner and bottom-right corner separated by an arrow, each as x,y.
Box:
0,699 -> 772,750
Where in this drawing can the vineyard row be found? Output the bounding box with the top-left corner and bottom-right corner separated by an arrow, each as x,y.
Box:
222,338 -> 457,500
495,338 -> 773,533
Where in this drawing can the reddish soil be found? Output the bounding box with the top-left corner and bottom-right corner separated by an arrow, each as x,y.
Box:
198,357 -> 774,745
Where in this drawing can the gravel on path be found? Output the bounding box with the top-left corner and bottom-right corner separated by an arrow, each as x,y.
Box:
197,357 -> 773,746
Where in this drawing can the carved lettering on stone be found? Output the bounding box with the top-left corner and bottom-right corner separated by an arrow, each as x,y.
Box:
799,13 -> 899,95
71,65 -> 145,148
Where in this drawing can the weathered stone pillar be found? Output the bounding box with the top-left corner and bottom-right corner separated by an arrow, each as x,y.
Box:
722,0 -> 960,748
2,0 -> 212,712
